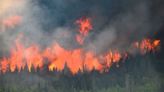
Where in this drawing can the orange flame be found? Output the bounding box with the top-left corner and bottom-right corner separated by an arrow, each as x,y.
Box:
0,17 -> 161,75
0,38 -> 160,74
75,17 -> 93,45
0,58 -> 8,73
133,39 -> 160,54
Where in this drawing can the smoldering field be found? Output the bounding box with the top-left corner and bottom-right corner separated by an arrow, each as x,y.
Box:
0,0 -> 164,92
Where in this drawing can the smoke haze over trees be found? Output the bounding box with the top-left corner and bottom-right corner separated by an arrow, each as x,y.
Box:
0,0 -> 164,92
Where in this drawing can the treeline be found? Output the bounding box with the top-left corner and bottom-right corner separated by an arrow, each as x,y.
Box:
0,54 -> 163,92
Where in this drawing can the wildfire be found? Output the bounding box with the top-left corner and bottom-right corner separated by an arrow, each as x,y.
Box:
75,17 -> 93,45
0,38 -> 160,74
133,39 -> 160,54
0,17 -> 161,75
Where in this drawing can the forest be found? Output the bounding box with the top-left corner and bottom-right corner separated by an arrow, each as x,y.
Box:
0,54 -> 163,92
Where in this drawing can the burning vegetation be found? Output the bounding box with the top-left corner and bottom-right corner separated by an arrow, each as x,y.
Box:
0,17 -> 160,75
0,0 -> 163,92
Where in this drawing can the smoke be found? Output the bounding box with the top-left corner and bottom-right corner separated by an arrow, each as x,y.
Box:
0,0 -> 43,53
0,0 -> 161,54
0,0 -> 163,91
0,0 -> 161,68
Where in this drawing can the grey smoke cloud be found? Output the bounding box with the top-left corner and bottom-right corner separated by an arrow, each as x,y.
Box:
0,0 -> 163,91
0,0 -> 161,56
